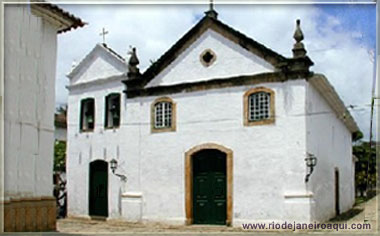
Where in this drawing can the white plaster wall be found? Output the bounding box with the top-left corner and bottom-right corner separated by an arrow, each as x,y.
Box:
67,79 -> 128,219
4,5 -> 58,199
70,45 -> 126,86
128,80 -> 309,225
305,82 -> 354,222
68,78 -> 313,224
146,29 -> 274,87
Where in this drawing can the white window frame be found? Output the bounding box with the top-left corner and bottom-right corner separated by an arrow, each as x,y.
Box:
154,102 -> 172,128
151,97 -> 176,133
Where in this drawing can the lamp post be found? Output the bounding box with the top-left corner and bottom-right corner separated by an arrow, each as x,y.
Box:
305,153 -> 317,182
109,158 -> 127,182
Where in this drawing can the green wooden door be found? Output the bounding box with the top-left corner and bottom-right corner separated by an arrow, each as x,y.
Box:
89,160 -> 108,217
193,149 -> 226,225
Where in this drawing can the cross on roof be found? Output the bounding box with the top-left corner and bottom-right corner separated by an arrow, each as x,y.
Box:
205,0 -> 218,19
99,27 -> 109,44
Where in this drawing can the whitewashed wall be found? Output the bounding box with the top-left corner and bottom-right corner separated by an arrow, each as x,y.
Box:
67,79 -> 312,224
4,5 -> 58,199
305,82 -> 355,222
67,79 -> 127,219
67,44 -> 128,218
146,29 -> 274,87
125,80 -> 309,225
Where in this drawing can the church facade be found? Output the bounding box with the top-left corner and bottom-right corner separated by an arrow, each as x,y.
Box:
66,9 -> 359,226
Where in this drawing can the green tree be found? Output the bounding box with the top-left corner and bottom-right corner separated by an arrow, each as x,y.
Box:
54,140 -> 66,172
54,105 -> 67,172
353,141 -> 377,197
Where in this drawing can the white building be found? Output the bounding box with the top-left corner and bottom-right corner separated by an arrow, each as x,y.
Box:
66,9 -> 359,226
2,3 -> 84,232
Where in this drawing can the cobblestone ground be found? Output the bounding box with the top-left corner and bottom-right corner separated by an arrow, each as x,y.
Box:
57,195 -> 378,235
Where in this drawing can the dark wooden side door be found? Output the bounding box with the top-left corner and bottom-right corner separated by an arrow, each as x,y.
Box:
193,149 -> 226,225
89,160 -> 108,217
335,169 -> 340,215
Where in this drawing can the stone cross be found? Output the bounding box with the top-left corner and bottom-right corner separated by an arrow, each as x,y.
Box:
99,27 -> 109,44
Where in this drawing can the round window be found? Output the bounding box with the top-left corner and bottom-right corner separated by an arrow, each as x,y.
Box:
200,49 -> 216,67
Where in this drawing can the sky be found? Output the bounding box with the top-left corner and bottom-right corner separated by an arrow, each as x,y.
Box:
55,2 -> 377,140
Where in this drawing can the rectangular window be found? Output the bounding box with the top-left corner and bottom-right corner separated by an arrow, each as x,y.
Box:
249,92 -> 270,121
80,98 -> 95,132
151,97 -> 176,133
244,87 -> 275,126
154,102 -> 172,128
105,93 -> 121,128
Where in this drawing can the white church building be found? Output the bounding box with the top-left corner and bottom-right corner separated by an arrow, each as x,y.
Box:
66,8 -> 359,226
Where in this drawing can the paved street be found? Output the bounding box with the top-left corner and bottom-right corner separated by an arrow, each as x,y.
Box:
54,195 -> 378,235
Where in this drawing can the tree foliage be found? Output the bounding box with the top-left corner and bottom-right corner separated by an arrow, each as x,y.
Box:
54,106 -> 67,172
353,141 -> 377,197
352,131 -> 363,142
54,140 -> 66,172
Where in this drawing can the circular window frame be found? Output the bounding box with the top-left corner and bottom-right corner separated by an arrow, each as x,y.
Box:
200,49 -> 216,67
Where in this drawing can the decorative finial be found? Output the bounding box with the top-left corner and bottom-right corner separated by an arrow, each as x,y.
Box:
288,19 -> 314,75
128,47 -> 139,66
99,27 -> 109,45
127,47 -> 140,79
292,19 -> 307,58
293,19 -> 304,43
205,0 -> 218,19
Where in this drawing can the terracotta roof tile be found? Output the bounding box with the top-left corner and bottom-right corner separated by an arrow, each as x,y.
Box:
32,1 -> 86,33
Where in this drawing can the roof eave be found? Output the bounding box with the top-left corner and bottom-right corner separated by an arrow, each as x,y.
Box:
67,74 -> 127,91
308,74 -> 360,134
31,3 -> 86,34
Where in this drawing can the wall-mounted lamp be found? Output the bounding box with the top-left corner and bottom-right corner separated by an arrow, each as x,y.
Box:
110,158 -> 127,182
305,153 -> 317,182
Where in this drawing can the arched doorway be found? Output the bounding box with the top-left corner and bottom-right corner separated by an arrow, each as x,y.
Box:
335,168 -> 340,216
89,160 -> 108,217
185,143 -> 233,225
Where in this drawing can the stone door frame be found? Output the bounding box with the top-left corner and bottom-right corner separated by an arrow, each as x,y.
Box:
185,143 -> 233,226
